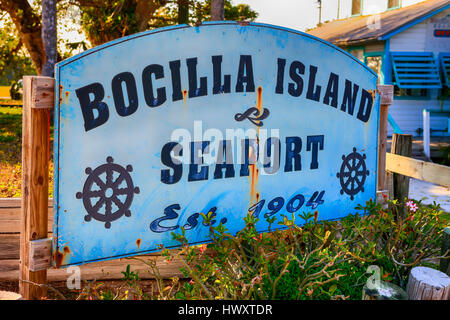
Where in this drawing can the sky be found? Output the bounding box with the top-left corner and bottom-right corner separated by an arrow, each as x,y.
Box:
232,0 -> 424,31
62,0 -> 340,45
61,0 -> 424,45
231,0 -> 340,32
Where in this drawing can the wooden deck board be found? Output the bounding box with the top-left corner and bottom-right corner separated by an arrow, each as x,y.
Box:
0,198 -> 186,281
0,256 -> 186,281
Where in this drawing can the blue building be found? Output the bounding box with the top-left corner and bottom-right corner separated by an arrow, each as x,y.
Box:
307,0 -> 450,136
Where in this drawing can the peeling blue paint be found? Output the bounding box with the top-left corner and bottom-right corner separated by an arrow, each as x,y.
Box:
53,22 -> 379,267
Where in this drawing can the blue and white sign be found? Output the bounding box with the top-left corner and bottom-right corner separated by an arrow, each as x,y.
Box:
53,22 -> 380,267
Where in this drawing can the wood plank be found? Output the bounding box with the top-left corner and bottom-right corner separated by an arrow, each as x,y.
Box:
0,199 -> 53,233
0,234 -> 20,260
0,207 -> 52,220
376,84 -> 394,191
30,77 -> 55,109
0,205 -> 52,219
29,238 -> 52,272
0,198 -> 52,208
0,207 -> 27,220
386,153 -> 450,187
377,84 -> 394,106
20,76 -> 52,299
0,216 -> 53,234
0,234 -> 168,261
378,104 -> 389,190
391,134 -> 412,219
0,255 -> 186,281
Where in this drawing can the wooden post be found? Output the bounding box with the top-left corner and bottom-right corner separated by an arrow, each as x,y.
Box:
391,133 -> 412,219
406,267 -> 450,300
423,109 -> 430,160
20,76 -> 54,300
376,85 -> 393,191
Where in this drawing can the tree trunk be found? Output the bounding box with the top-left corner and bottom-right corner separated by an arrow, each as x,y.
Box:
0,0 -> 44,74
177,0 -> 189,24
211,0 -> 224,21
406,267 -> 450,300
135,0 -> 168,31
41,0 -> 57,77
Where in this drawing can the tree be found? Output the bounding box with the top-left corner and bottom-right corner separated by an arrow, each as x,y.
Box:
211,0 -> 224,21
177,0 -> 189,24
191,0 -> 257,24
0,0 -> 44,75
0,16 -> 36,85
0,0 -> 258,75
42,0 -> 57,77
70,0 -> 169,47
74,0 -> 257,46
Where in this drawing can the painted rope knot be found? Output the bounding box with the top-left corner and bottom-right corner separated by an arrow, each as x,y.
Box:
234,107 -> 270,127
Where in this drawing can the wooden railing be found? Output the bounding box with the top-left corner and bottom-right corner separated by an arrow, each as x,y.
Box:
0,198 -> 185,282
386,153 -> 450,188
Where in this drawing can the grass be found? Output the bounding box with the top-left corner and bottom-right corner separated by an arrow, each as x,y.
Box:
0,106 -> 53,197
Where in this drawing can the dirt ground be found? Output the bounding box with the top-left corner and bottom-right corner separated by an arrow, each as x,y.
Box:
0,278 -> 186,300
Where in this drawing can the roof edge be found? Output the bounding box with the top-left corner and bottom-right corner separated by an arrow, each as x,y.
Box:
380,3 -> 450,40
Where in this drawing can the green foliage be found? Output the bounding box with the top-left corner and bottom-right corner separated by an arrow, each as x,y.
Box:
0,18 -> 36,85
76,0 -> 144,46
161,198 -> 448,300
192,0 -> 258,24
100,289 -> 115,300
438,145 -> 450,166
65,0 -> 258,46
0,107 -> 54,198
0,107 -> 22,163
39,198 -> 448,300
121,264 -> 140,282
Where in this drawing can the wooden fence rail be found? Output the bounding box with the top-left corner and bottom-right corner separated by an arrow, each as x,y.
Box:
0,198 -> 185,282
386,153 -> 450,188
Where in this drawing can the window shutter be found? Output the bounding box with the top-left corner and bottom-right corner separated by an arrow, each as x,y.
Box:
439,52 -> 450,87
391,52 -> 442,89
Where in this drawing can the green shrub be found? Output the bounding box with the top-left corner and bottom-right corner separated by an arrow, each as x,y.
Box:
60,198 -> 449,300
164,198 -> 449,300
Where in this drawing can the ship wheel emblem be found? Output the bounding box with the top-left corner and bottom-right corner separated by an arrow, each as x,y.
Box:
336,148 -> 369,200
76,156 -> 139,228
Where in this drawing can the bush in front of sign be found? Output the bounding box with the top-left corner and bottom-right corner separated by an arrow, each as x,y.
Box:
162,198 -> 448,300
349,198 -> 448,288
156,211 -> 347,300
58,198 -> 447,300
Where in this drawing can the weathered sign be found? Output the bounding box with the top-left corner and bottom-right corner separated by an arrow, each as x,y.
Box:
53,21 -> 380,267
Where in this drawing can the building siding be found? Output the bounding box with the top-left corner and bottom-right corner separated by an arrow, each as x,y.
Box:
335,0 -> 425,19
388,98 -> 449,136
388,9 -> 449,137
390,8 -> 450,55
390,19 -> 428,51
